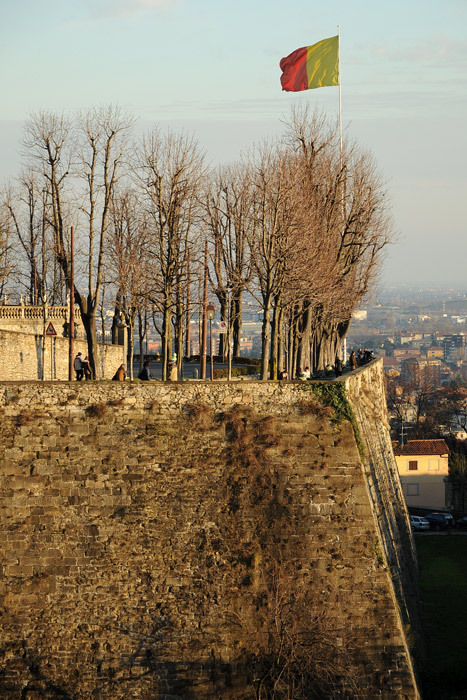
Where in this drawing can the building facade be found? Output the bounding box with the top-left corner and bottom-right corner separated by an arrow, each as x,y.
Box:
394,439 -> 450,511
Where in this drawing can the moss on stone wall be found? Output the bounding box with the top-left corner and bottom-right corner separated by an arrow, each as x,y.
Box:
298,381 -> 365,457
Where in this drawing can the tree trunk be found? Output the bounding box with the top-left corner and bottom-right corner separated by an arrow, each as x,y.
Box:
269,298 -> 281,380
161,303 -> 172,381
233,293 -> 242,358
80,309 -> 99,379
277,306 -> 284,375
127,318 -> 135,380
260,296 -> 272,380
137,309 -> 147,368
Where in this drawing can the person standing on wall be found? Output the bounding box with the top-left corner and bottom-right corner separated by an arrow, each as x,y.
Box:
74,352 -> 84,381
335,357 -> 343,377
82,356 -> 92,380
168,360 -> 178,381
138,360 -> 152,381
112,364 -> 127,381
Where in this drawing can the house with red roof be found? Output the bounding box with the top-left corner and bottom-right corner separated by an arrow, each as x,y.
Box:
393,439 -> 450,511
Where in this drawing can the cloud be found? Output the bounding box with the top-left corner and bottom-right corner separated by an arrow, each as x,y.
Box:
352,35 -> 467,67
84,0 -> 179,20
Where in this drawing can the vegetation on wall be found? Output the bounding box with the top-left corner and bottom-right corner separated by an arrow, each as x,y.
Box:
298,381 -> 365,457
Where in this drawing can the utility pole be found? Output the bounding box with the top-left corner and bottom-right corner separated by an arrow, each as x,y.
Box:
68,226 -> 75,381
185,258 -> 191,359
200,239 -> 208,379
227,286 -> 232,381
207,303 -> 215,381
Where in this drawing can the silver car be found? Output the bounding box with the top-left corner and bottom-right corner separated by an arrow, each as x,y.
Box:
410,515 -> 430,531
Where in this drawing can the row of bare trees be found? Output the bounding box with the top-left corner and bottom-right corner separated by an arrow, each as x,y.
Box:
0,105 -> 393,379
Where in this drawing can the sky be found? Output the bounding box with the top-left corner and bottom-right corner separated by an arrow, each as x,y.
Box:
1,0 -> 466,288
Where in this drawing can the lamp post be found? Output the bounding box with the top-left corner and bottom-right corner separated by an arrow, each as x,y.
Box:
227,286 -> 232,381
200,240 -> 208,379
206,303 -> 215,381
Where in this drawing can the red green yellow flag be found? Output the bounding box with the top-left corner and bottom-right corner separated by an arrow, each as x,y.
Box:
280,36 -> 339,92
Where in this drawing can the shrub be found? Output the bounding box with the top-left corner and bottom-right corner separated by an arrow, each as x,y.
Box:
184,402 -> 215,430
213,366 -> 257,379
85,403 -> 107,418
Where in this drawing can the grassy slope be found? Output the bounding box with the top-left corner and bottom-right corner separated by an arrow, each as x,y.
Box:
415,535 -> 467,699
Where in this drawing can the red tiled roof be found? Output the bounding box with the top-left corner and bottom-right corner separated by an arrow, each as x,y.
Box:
393,439 -> 449,456
383,357 -> 399,367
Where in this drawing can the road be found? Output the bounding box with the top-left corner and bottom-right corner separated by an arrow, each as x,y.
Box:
130,360 -> 254,380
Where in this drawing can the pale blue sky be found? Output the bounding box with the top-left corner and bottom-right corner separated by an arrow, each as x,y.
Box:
1,0 -> 466,286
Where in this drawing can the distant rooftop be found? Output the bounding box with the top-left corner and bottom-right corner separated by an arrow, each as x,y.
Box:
393,439 -> 449,456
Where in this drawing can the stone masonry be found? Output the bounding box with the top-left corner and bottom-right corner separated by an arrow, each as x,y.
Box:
0,362 -> 422,699
0,304 -> 125,380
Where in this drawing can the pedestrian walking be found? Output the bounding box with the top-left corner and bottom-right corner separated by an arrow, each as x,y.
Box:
82,356 -> 92,380
74,352 -> 84,381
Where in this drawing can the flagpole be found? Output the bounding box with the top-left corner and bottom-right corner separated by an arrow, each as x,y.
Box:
337,25 -> 343,169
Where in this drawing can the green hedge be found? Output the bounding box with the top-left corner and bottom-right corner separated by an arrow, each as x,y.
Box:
213,366 -> 258,379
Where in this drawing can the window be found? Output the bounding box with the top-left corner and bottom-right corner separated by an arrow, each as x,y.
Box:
408,460 -> 418,471
428,459 -> 440,471
407,483 -> 420,496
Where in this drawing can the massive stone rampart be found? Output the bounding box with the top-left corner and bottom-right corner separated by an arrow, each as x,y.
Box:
0,362 -> 422,699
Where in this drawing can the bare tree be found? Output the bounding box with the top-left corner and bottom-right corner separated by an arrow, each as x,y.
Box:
246,143 -> 333,379
3,172 -> 55,304
0,206 -> 14,297
107,189 -> 151,379
135,128 -> 206,379
22,107 -> 134,377
283,106 -> 393,371
72,107 -> 134,377
21,111 -> 73,306
203,163 -> 254,358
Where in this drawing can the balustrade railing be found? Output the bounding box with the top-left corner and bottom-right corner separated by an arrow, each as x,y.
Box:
0,304 -> 81,321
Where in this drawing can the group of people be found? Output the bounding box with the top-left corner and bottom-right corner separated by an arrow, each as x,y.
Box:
279,347 -> 374,381
75,348 -> 374,383
72,355 -> 179,382
110,358 -> 178,382
73,352 -> 92,381
348,348 -> 374,371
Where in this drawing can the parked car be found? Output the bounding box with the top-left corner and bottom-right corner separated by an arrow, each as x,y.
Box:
410,515 -> 430,532
425,512 -> 455,530
455,516 -> 467,530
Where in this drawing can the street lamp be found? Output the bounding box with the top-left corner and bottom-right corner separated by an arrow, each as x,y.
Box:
226,286 -> 232,381
206,303 -> 215,381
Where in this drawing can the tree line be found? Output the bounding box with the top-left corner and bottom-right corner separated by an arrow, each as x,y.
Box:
0,105 -> 393,379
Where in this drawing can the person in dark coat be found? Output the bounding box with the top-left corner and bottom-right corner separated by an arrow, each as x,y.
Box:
82,356 -> 92,380
138,360 -> 151,380
335,357 -> 343,377
74,352 -> 84,381
349,351 -> 357,371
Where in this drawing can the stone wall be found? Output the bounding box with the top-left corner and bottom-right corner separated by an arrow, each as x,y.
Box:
0,329 -> 124,381
0,364 -> 422,699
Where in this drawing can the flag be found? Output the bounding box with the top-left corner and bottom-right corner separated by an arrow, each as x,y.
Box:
280,36 -> 339,92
